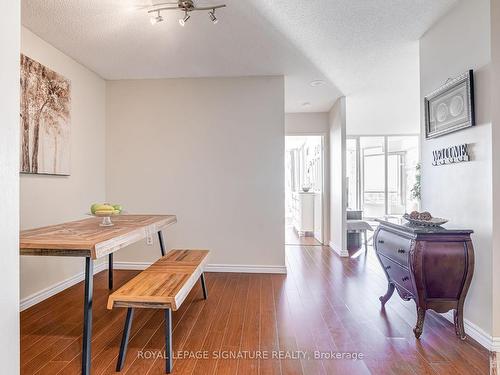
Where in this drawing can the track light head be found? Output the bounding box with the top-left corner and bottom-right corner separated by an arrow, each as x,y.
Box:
209,9 -> 218,24
179,11 -> 190,26
150,11 -> 163,25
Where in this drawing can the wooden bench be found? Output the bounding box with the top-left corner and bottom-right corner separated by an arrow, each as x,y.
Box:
107,249 -> 210,373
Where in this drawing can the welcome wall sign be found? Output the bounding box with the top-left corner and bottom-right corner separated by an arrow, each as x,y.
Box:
432,144 -> 470,166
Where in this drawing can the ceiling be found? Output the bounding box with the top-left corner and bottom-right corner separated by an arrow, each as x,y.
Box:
21,0 -> 458,113
251,0 -> 458,96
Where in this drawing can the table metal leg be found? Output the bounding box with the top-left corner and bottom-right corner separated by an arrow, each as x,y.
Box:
364,230 -> 368,253
158,230 -> 165,257
108,253 -> 113,290
165,308 -> 173,373
82,257 -> 94,375
200,273 -> 208,300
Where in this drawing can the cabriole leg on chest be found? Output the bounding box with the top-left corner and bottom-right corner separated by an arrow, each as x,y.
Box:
413,307 -> 426,339
379,282 -> 395,307
454,307 -> 467,340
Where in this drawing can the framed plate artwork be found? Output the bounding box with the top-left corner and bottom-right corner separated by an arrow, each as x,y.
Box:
424,70 -> 475,139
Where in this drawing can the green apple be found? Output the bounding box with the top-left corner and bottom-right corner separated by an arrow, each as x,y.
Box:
90,203 -> 100,214
112,204 -> 123,213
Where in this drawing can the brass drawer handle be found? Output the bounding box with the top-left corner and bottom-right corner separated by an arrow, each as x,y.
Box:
397,248 -> 406,254
402,276 -> 409,282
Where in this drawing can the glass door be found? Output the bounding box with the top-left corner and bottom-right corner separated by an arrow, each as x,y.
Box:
360,137 -> 386,218
387,136 -> 419,215
347,135 -> 419,219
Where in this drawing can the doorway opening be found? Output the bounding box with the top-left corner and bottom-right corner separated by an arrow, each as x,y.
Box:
285,135 -> 324,246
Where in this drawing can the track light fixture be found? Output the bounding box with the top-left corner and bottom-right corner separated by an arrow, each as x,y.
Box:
179,11 -> 190,26
209,9 -> 218,24
150,10 -> 164,25
146,1 -> 225,27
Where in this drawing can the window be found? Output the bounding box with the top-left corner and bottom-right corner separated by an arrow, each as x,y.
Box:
387,136 -> 419,215
360,137 -> 386,218
347,135 -> 419,219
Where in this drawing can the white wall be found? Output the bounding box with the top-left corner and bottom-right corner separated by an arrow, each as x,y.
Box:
106,77 -> 286,272
346,42 -> 420,136
0,1 -> 20,372
491,0 -> 500,339
20,27 -> 107,300
285,112 -> 329,135
420,0 -> 492,335
329,97 -> 347,256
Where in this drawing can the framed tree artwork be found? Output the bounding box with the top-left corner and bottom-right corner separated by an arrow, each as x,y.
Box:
424,70 -> 475,139
20,54 -> 71,176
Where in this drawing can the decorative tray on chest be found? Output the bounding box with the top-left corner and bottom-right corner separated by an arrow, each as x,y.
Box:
403,212 -> 448,227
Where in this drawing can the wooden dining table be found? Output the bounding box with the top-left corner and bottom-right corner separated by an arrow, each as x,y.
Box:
20,214 -> 177,375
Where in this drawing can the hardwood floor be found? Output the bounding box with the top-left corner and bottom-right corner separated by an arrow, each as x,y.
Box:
285,227 -> 322,246
21,246 -> 490,374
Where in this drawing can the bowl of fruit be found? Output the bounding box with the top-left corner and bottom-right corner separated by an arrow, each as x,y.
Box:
90,203 -> 123,227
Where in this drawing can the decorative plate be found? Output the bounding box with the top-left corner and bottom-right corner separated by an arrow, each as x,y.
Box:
403,214 -> 448,227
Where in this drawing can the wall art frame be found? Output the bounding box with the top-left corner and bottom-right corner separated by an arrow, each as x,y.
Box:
424,70 -> 475,139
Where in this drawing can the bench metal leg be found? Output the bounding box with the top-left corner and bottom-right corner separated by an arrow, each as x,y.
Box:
158,231 -> 165,257
82,257 -> 94,375
200,273 -> 208,300
165,308 -> 173,374
116,308 -> 134,372
108,253 -> 113,290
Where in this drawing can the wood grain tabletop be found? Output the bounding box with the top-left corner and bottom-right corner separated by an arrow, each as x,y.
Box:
20,214 -> 177,259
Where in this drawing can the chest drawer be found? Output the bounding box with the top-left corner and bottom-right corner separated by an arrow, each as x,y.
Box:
375,229 -> 412,267
378,254 -> 414,295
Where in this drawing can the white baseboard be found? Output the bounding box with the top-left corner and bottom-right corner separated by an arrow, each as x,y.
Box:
204,264 -> 287,274
20,261 -> 107,311
113,261 -> 287,274
441,311 -> 498,351
329,241 -> 349,257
